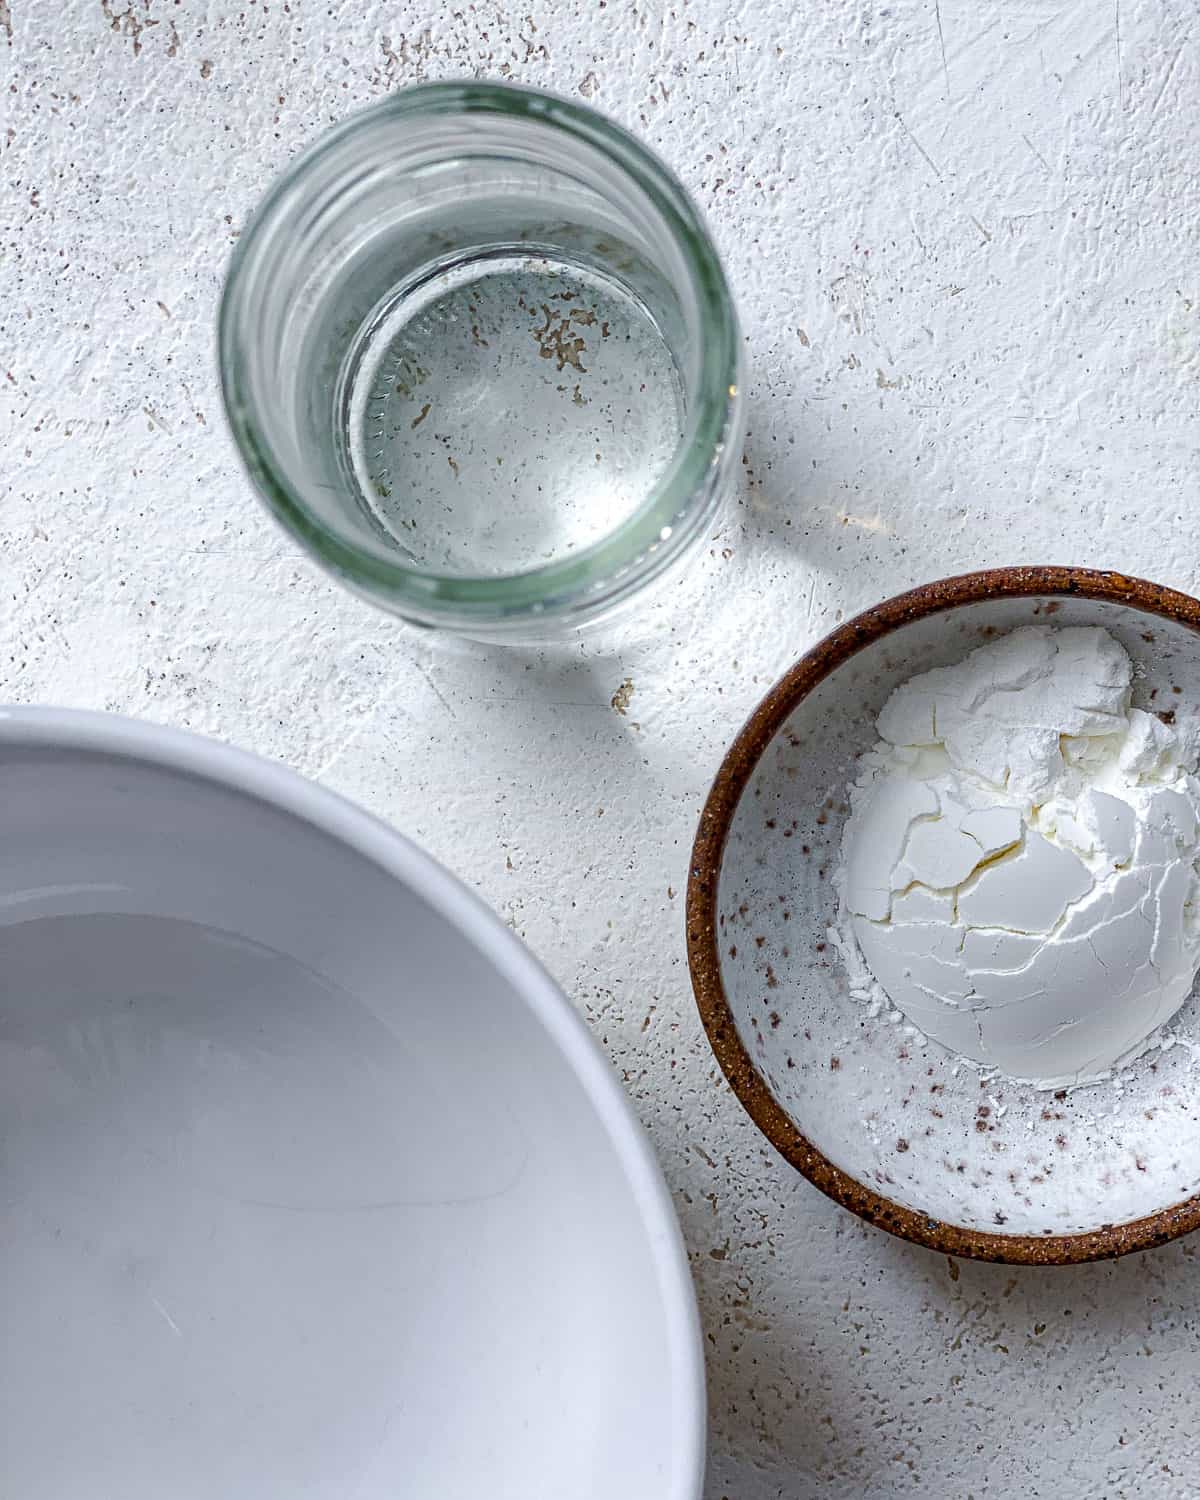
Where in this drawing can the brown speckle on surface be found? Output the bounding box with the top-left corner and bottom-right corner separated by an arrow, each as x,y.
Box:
610,677 -> 634,715
100,0 -> 158,55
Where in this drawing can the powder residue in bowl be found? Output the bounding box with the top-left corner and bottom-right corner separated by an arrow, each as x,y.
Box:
832,625 -> 1200,1089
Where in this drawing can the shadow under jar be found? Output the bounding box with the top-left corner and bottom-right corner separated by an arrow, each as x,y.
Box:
220,82 -> 742,640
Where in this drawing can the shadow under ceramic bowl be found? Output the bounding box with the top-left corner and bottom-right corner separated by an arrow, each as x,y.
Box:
688,567 -> 1200,1264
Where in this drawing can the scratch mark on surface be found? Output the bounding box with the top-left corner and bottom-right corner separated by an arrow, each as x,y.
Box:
478,694 -> 606,709
895,112 -> 942,179
413,659 -> 456,719
969,214 -> 993,243
310,653 -> 453,783
1114,0 -> 1124,111
1021,132 -> 1052,175
1148,46 -> 1183,119
143,404 -> 173,433
934,0 -> 949,98
150,1296 -> 182,1337
0,0 -> 12,43
837,509 -> 891,535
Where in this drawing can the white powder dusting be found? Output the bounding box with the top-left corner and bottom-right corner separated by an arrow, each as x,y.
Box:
833,625 -> 1200,1089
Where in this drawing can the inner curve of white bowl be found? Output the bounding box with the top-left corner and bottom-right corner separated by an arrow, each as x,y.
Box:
0,713 -> 702,1500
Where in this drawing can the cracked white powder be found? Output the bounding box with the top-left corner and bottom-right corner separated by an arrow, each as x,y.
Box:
833,625 -> 1200,1089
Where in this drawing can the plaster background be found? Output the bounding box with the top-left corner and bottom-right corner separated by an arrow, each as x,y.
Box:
3,2 -> 1199,1494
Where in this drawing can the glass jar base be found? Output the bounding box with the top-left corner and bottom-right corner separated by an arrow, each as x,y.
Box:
337,249 -> 686,579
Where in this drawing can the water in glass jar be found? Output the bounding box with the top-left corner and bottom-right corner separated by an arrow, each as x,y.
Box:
336,251 -> 685,578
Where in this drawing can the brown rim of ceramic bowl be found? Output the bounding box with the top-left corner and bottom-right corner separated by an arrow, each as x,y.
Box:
687,565 -> 1200,1265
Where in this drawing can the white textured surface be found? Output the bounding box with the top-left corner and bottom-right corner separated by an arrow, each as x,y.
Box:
3,2 -> 1200,1495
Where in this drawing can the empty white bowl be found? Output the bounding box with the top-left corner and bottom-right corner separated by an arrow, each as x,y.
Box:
688,568 -> 1200,1263
0,709 -> 703,1499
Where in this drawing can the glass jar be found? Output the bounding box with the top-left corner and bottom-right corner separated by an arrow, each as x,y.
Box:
219,81 -> 742,640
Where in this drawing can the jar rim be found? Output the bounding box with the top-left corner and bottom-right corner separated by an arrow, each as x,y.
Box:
218,80 -> 740,622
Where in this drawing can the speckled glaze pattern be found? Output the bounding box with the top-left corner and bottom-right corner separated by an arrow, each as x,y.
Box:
9,3 -> 1200,1495
688,569 -> 1200,1263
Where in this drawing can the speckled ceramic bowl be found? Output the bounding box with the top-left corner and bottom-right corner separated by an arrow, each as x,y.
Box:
688,567 -> 1200,1264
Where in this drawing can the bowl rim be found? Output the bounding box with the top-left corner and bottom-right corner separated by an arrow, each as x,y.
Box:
0,705 -> 707,1496
687,565 -> 1200,1265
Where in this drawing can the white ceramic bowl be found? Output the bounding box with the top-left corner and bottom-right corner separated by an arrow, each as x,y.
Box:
1,709 -> 704,1499
688,569 -> 1200,1263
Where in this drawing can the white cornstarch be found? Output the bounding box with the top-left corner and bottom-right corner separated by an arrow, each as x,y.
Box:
834,626 -> 1200,1089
